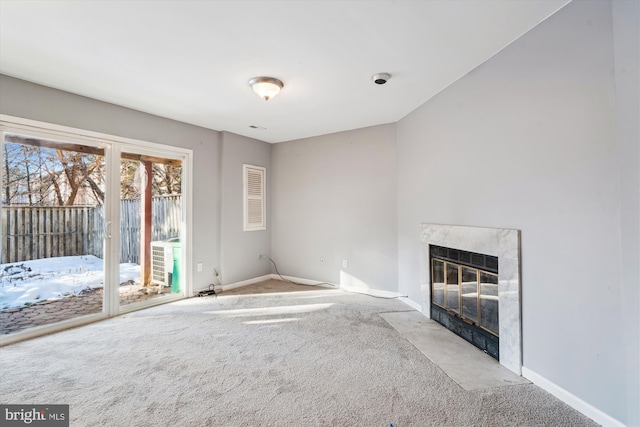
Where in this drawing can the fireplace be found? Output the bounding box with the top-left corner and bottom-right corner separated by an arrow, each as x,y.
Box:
429,245 -> 500,360
420,223 -> 522,375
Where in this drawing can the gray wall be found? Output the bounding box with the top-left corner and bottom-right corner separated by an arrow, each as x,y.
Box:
220,131 -> 272,284
271,124 -> 397,292
613,1 -> 640,424
396,1 -> 637,424
0,75 -> 222,293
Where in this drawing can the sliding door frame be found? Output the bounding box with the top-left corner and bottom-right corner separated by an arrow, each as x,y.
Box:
115,143 -> 191,314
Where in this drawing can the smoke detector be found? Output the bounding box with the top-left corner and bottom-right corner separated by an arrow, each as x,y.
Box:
372,73 -> 391,85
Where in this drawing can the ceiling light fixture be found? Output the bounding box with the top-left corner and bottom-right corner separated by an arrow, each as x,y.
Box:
249,76 -> 284,101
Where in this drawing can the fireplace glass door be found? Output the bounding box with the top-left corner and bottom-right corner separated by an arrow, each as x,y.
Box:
461,267 -> 478,324
430,245 -> 499,359
479,272 -> 499,334
431,259 -> 498,336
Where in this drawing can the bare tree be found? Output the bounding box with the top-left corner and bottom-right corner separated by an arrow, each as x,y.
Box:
120,159 -> 141,199
3,135 -> 181,207
22,145 -> 34,205
3,144 -> 12,204
152,163 -> 182,195
2,143 -> 29,205
3,138 -> 106,207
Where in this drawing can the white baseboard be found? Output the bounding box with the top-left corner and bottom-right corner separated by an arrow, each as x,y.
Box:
271,275 -> 406,299
521,367 -> 625,427
226,273 -> 406,299
338,284 -> 405,299
272,274 -> 336,287
399,296 -> 423,313
219,274 -> 273,291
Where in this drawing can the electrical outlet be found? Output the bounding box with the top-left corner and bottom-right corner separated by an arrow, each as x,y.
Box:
342,259 -> 348,268
197,263 -> 203,272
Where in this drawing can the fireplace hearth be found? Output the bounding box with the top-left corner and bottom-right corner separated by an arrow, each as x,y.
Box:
420,223 -> 522,374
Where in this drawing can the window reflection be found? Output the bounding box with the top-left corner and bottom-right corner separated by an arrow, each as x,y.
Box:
461,267 -> 478,323
446,263 -> 459,314
480,272 -> 499,335
432,260 -> 445,307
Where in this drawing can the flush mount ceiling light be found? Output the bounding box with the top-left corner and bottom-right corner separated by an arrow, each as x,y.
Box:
249,77 -> 284,101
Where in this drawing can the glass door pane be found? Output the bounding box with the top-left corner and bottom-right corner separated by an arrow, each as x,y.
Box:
480,272 -> 499,335
461,267 -> 478,323
445,263 -> 459,313
119,151 -> 183,308
1,133 -> 105,335
432,259 -> 445,307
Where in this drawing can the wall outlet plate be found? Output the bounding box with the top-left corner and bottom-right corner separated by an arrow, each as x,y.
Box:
342,259 -> 348,268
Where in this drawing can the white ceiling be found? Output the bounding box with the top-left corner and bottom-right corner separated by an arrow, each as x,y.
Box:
0,0 -> 569,143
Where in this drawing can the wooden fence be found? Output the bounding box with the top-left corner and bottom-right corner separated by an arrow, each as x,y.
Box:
1,195 -> 181,264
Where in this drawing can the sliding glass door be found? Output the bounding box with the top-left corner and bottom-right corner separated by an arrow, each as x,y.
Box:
118,149 -> 184,309
0,132 -> 108,335
1,116 -> 190,340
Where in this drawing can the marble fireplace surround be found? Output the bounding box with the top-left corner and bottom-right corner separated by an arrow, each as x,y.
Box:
419,223 -> 522,375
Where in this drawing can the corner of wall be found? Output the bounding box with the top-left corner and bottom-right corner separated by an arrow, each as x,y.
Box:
219,131 -> 273,285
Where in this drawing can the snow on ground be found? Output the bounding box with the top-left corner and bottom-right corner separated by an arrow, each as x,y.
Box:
0,255 -> 139,309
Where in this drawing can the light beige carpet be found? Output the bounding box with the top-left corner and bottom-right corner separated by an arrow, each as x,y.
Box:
0,284 -> 597,426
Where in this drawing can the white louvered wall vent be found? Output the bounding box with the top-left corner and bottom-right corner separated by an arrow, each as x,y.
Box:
243,164 -> 266,231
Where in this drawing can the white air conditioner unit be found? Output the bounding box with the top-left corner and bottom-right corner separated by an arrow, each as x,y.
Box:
150,238 -> 181,289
